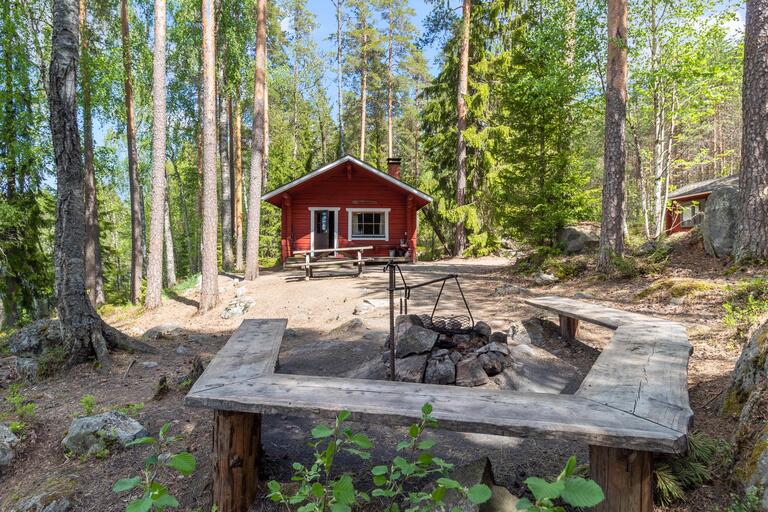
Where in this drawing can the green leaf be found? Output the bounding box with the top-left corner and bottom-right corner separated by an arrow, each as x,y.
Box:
330,504 -> 351,512
396,440 -> 412,451
371,465 -> 389,476
436,478 -> 462,489
310,482 -> 325,498
113,477 -> 141,493
159,423 -> 171,441
126,436 -> 156,447
344,448 -> 370,460
267,481 -> 282,493
331,475 -> 356,506
153,493 -> 179,509
559,456 -> 577,479
126,494 -> 153,512
337,411 -> 351,423
349,433 -> 372,449
431,486 -> 446,503
515,498 -> 533,510
524,477 -> 565,501
373,475 -> 387,486
408,424 -> 420,438
467,484 -> 492,504
167,452 -> 196,476
421,403 -> 433,415
311,425 -> 334,439
561,477 -> 605,507
417,439 -> 435,450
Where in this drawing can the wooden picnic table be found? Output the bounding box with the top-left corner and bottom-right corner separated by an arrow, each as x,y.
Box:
185,297 -> 692,512
287,245 -> 373,280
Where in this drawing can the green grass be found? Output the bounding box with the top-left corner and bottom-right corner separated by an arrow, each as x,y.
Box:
162,273 -> 200,298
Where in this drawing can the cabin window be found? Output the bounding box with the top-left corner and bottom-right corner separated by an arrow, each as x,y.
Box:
680,201 -> 704,228
347,208 -> 390,240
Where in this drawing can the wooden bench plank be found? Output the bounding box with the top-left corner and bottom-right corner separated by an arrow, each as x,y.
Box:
293,245 -> 373,255
189,319 -> 285,394
186,374 -> 686,453
524,296 -> 674,330
577,323 -> 693,434
284,260 -> 359,269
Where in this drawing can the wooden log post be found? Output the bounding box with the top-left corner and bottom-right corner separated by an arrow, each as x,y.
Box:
304,253 -> 310,281
213,410 -> 263,512
558,314 -> 579,342
589,445 -> 653,512
357,249 -> 363,276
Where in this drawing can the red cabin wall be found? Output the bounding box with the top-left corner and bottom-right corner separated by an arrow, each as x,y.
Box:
665,192 -> 710,235
274,165 -> 422,262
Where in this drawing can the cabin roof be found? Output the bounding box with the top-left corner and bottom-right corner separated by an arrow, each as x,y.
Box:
668,175 -> 739,201
261,155 -> 433,205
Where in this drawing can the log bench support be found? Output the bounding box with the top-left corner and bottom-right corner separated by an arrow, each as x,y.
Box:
212,410 -> 263,512
558,314 -> 580,341
589,446 -> 653,512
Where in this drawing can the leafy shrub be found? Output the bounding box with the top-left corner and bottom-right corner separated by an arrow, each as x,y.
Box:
267,403 -> 492,511
117,402 -> 145,418
653,431 -> 729,505
723,278 -> 768,333
517,455 -> 604,511
609,251 -> 668,279
113,422 -> 197,511
79,395 -> 96,416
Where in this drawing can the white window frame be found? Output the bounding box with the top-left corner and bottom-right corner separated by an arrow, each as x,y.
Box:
347,208 -> 390,241
309,207 -> 340,255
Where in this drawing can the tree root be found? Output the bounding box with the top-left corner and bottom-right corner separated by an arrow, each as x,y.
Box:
103,322 -> 158,354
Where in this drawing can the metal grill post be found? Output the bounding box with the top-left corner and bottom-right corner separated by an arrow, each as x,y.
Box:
388,259 -> 396,381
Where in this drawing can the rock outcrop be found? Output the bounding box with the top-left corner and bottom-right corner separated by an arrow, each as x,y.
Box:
702,184 -> 739,258
62,412 -> 148,456
558,223 -> 600,254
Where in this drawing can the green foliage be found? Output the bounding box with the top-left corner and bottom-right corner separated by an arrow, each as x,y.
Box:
636,277 -> 716,300
117,402 -> 146,419
80,395 -> 97,417
723,278 -> 768,333
113,422 -> 197,511
653,431 -> 730,505
267,403 -> 492,511
5,384 -> 36,423
516,456 -> 604,511
724,488 -> 763,512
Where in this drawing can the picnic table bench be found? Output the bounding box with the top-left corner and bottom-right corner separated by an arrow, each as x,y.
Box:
285,245 -> 374,280
185,297 -> 693,512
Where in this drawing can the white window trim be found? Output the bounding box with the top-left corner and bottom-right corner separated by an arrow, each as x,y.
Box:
309,207 -> 340,256
347,208 -> 390,241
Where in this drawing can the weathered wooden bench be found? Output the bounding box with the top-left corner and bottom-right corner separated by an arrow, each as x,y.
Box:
287,246 -> 374,280
185,297 -> 692,512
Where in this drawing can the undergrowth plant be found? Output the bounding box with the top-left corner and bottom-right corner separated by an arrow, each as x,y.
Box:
724,488 -> 763,512
653,431 -> 730,505
723,278 -> 768,333
516,456 -> 604,511
267,403 -> 492,511
79,394 -> 96,416
5,383 -> 36,423
113,423 -> 197,511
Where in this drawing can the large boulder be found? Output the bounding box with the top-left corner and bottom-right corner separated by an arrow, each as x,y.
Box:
456,357 -> 489,387
62,412 -> 148,456
6,319 -> 66,381
424,353 -> 456,385
0,424 -> 19,471
9,476 -> 76,512
702,184 -> 739,258
394,354 -> 428,383
495,344 -> 581,394
558,224 -> 600,254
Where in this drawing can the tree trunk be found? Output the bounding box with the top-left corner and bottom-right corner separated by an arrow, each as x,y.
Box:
220,86 -> 233,270
121,0 -> 143,304
334,0 -> 344,156
596,0 -> 628,271
359,30 -> 367,161
454,0 -> 471,256
145,0 -> 167,310
50,0 -> 153,367
199,0 -> 219,311
164,195 -> 176,287
231,96 -> 244,271
291,18 -> 299,161
170,154 -> 195,275
386,5 -> 394,159
263,72 -> 270,189
80,0 -> 105,307
245,0 -> 266,281
735,0 -> 768,260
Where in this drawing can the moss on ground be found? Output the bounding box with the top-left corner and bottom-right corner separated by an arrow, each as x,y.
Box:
636,277 -> 717,300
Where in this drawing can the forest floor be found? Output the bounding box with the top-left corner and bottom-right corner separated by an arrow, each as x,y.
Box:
0,232 -> 763,511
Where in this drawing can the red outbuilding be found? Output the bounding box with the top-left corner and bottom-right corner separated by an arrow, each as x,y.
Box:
262,155 -> 433,263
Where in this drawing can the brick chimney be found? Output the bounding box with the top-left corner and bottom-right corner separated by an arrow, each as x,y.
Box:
387,157 -> 402,179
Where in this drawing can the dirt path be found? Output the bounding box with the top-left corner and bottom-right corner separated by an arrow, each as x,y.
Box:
0,256 -> 746,511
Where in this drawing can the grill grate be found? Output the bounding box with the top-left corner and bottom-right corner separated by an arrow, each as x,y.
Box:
418,314 -> 474,335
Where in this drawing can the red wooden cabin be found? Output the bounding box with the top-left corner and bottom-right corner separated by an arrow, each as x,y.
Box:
263,155 -> 433,263
664,175 -> 738,235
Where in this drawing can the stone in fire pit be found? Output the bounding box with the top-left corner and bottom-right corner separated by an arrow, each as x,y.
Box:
391,315 -> 582,394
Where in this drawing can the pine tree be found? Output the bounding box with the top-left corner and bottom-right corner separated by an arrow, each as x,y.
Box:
454,0 -> 471,256
200,0 -> 219,310
597,0 -> 628,271
145,0 -> 168,310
